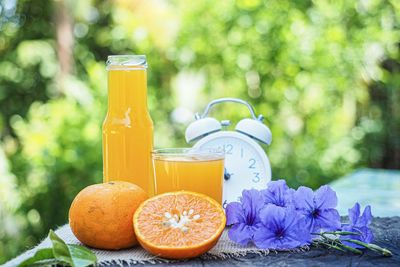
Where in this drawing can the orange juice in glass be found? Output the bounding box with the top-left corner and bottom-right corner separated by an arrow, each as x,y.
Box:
102,55 -> 154,196
152,148 -> 224,203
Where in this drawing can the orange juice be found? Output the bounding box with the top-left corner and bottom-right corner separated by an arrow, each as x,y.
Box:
102,55 -> 154,196
152,149 -> 224,203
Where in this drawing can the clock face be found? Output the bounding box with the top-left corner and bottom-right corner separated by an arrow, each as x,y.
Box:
194,132 -> 271,209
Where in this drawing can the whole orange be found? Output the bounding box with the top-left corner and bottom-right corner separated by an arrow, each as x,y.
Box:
69,181 -> 147,250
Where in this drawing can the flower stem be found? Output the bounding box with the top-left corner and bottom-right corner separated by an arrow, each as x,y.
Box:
314,231 -> 392,256
316,240 -> 346,252
337,242 -> 363,254
342,239 -> 393,257
312,231 -> 360,236
313,237 -> 362,254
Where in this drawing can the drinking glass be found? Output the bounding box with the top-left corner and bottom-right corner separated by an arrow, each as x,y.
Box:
152,148 -> 225,204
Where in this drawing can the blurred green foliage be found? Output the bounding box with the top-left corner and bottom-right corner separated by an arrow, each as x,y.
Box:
0,0 -> 399,263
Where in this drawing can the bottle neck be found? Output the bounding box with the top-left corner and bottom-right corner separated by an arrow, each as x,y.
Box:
107,69 -> 149,114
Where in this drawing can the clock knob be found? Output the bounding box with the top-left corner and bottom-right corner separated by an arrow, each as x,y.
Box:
185,117 -> 221,143
235,118 -> 272,145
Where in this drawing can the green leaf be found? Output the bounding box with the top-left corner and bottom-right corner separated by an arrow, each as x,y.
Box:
49,230 -> 73,264
17,248 -> 54,267
49,230 -> 97,267
17,231 -> 97,267
67,244 -> 97,266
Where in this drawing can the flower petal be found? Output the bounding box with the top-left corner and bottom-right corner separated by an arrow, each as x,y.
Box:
228,223 -> 256,246
341,225 -> 374,248
253,226 -> 279,249
241,189 -> 264,225
226,202 -> 245,225
348,203 -> 361,225
291,216 -> 311,243
314,185 -> 338,210
262,180 -> 289,207
313,208 -> 341,232
259,204 -> 285,230
280,231 -> 309,249
262,180 -> 294,208
267,179 -> 289,190
282,206 -> 301,229
361,226 -> 374,244
256,205 -> 310,250
341,225 -> 360,248
357,205 -> 372,227
302,215 -> 316,234
294,186 -> 314,211
285,188 -> 296,206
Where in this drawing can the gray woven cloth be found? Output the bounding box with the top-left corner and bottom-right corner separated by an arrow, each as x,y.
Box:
4,224 -> 274,266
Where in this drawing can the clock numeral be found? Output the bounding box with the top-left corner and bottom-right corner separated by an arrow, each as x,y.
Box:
248,158 -> 256,169
241,147 -> 244,158
253,172 -> 261,183
224,144 -> 233,155
222,200 -> 228,209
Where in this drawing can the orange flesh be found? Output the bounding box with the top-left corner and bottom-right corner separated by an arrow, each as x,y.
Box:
134,191 -> 225,256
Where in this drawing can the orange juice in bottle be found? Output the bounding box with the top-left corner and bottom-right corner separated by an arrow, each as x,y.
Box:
152,148 -> 224,203
103,55 -> 154,196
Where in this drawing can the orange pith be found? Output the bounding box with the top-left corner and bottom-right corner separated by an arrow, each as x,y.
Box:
133,191 -> 226,259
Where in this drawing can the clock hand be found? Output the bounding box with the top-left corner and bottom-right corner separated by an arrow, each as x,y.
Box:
224,168 -> 231,181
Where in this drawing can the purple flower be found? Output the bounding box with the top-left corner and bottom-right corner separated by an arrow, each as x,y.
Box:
253,205 -> 311,249
341,203 -> 374,248
261,180 -> 295,207
293,185 -> 341,233
226,189 -> 264,245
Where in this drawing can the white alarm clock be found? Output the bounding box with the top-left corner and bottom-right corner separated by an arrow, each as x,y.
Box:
185,98 -> 272,208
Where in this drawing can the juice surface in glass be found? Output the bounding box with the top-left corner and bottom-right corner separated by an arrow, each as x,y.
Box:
152,149 -> 224,203
103,55 -> 154,196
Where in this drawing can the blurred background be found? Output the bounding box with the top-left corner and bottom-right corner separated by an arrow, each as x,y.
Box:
0,0 -> 399,263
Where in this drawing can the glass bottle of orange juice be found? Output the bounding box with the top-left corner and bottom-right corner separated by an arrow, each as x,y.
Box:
102,55 -> 154,196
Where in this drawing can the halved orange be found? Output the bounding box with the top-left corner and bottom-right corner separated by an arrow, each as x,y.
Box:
133,191 -> 226,259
